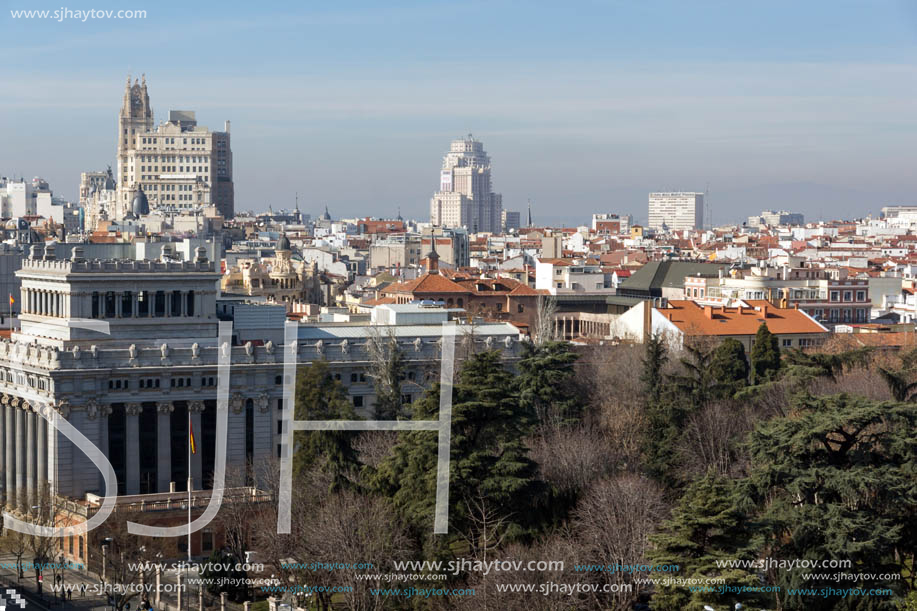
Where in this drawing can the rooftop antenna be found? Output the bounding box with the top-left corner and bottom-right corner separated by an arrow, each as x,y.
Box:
527,199 -> 533,227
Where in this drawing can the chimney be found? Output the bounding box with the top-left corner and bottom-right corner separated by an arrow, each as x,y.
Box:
642,299 -> 652,342
704,305 -> 714,319
762,304 -> 769,318
224,120 -> 231,133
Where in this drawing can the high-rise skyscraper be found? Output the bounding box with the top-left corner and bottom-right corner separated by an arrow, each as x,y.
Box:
114,75 -> 235,220
430,135 -> 502,233
648,192 -> 704,231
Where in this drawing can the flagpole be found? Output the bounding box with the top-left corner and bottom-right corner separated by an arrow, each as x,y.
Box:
188,412 -> 192,566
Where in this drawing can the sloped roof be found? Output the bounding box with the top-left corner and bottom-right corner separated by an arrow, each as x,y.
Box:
621,261 -> 729,292
658,300 -> 828,336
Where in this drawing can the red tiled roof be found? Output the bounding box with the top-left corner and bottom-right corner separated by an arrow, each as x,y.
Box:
658,300 -> 827,336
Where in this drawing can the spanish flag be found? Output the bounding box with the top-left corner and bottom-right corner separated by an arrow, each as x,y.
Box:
189,419 -> 196,454
8,295 -> 12,305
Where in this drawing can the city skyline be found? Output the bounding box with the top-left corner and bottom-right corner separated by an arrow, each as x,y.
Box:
4,1 -> 917,225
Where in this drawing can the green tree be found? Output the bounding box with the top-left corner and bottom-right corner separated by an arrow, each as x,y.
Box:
293,360 -> 359,487
648,474 -> 764,611
707,337 -> 749,397
516,339 -> 581,425
373,351 -> 543,545
750,323 -> 781,383
744,393 -> 917,610
200,549 -> 248,601
640,333 -> 668,406
640,335 -> 686,485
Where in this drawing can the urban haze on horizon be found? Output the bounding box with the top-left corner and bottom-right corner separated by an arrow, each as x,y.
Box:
4,0 -> 917,226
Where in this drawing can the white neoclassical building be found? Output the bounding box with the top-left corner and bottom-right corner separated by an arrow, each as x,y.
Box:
0,244 -> 522,521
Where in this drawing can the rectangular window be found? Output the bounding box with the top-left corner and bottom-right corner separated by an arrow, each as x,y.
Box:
353,396 -> 364,408
856,291 -> 866,302
830,291 -> 840,302
843,291 -> 852,302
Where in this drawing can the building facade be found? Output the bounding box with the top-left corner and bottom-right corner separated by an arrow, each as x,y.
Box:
430,135 -> 502,233
0,245 -> 521,524
648,192 -> 703,232
115,75 -> 234,220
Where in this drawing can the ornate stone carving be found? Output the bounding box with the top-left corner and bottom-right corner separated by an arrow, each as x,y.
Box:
221,342 -> 230,359
160,343 -> 170,359
188,400 -> 206,414
1,394 -> 10,405
485,336 -> 494,350
71,345 -> 81,360
340,339 -> 350,355
315,340 -> 324,355
125,403 -> 143,416
89,345 -> 99,359
504,335 -> 514,349
413,337 -> 423,352
229,393 -> 244,415
85,398 -> 101,420
191,343 -> 201,359
244,341 -> 253,357
128,344 -> 138,360
156,401 -> 174,414
264,341 -> 275,355
255,393 -> 270,413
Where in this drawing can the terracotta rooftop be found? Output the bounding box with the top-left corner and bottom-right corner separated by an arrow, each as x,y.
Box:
658,300 -> 828,336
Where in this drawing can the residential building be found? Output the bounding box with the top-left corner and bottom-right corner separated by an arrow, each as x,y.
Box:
611,299 -> 829,350
592,213 -> 632,235
747,210 -> 805,227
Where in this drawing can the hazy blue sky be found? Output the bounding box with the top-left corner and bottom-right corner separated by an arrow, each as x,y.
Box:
3,0 -> 917,225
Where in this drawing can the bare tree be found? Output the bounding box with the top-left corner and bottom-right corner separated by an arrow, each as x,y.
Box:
534,295 -> 557,345
366,325 -> 406,419
528,424 -> 617,497
572,474 -> 667,610
92,516 -> 170,611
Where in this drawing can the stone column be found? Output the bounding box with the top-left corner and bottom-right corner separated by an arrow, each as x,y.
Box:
26,408 -> 35,510
0,399 -> 5,507
155,564 -> 162,608
15,405 -> 26,511
125,403 -> 143,495
188,401 -> 204,489
4,402 -> 13,509
156,402 -> 173,493
176,572 -> 182,611
37,407 -> 47,498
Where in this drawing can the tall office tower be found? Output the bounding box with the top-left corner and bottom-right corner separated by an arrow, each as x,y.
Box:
114,75 -> 235,220
430,135 -> 502,233
648,192 -> 704,231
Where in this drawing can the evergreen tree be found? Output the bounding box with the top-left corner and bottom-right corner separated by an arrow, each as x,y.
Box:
372,351 -> 543,544
641,333 -> 668,406
707,337 -> 749,397
293,360 -> 359,486
648,474 -> 764,611
744,393 -> 917,610
516,339 -> 581,425
750,323 -> 781,383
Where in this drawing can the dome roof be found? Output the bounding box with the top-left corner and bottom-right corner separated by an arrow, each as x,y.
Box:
132,187 -> 149,217
277,233 -> 291,251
